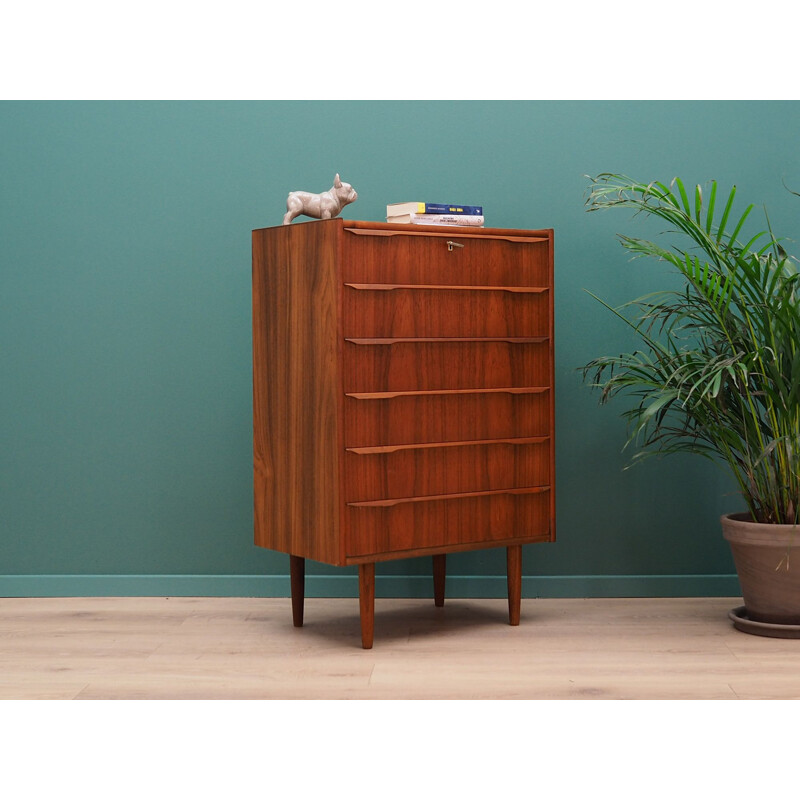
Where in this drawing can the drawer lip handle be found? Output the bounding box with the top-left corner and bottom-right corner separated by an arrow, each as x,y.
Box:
345,283 -> 548,293
346,386 -> 549,400
346,436 -> 550,455
347,485 -> 550,508
344,336 -> 549,345
344,227 -> 549,244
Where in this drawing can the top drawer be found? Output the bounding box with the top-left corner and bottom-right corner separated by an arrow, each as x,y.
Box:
341,226 -> 551,287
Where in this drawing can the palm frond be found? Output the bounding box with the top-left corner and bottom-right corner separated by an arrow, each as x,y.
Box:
583,174 -> 800,524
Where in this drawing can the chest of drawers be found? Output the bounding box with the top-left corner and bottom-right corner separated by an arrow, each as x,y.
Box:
252,219 -> 555,647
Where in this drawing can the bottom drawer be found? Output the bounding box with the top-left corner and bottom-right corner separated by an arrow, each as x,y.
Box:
345,487 -> 551,558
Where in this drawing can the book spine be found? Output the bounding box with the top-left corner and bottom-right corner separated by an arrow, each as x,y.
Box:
421,203 -> 483,215
386,203 -> 484,216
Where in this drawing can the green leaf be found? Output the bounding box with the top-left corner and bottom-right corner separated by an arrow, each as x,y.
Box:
640,392 -> 678,423
705,181 -> 717,234
710,369 -> 723,397
654,181 -> 681,207
694,184 -> 703,224
728,203 -> 754,246
675,178 -> 691,215
716,185 -> 737,243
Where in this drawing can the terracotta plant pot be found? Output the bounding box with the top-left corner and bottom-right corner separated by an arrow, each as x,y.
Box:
722,512 -> 800,626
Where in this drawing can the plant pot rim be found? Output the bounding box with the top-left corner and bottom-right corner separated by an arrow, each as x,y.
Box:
721,511 -> 800,546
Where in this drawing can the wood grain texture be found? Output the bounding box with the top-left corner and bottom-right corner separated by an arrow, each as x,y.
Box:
343,437 -> 550,502
343,285 -> 549,338
252,221 -> 343,564
252,220 -> 556,636
433,554 -> 446,607
290,555 -> 304,627
344,535 -> 557,565
5,597 -> 799,700
342,221 -> 551,287
507,545 -> 522,625
345,489 -> 551,558
359,563 -> 375,649
343,389 -> 550,447
342,339 -> 550,392
545,228 -> 556,541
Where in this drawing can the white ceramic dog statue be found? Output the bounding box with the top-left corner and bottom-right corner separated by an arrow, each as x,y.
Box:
283,174 -> 358,224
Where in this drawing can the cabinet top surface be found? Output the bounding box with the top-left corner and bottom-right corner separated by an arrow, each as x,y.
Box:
253,218 -> 553,239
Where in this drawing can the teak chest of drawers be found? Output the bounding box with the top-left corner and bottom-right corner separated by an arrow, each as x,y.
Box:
252,219 -> 555,647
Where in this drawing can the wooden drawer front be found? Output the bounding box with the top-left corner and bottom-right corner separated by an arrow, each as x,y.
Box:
342,227 -> 551,287
344,437 -> 550,502
343,285 -> 549,338
342,339 -> 550,393
343,388 -> 550,447
345,488 -> 551,558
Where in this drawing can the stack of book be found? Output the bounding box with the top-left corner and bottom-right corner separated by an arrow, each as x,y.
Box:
386,202 -> 484,227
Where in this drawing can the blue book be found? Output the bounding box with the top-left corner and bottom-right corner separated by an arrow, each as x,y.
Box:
387,201 -> 483,216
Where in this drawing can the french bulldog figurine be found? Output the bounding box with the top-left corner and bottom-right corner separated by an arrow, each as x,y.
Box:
283,174 -> 358,224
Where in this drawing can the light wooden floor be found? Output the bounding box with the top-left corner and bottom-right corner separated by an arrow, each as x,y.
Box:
1,595 -> 798,699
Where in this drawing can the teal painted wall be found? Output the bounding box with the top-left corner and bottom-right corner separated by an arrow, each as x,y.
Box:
2,100 -> 799,597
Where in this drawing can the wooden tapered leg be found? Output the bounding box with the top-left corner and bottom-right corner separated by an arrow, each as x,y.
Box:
507,545 -> 522,626
290,555 -> 305,627
433,554 -> 446,607
358,562 -> 375,649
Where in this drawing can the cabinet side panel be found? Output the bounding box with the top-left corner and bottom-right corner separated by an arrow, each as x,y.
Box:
547,229 -> 556,542
252,222 -> 342,565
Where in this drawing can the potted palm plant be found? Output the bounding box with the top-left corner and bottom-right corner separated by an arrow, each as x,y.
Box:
583,174 -> 800,637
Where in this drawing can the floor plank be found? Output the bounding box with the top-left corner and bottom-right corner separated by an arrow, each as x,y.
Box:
1,596 -> 799,699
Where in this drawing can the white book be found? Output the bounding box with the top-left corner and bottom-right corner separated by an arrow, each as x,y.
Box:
386,213 -> 485,227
